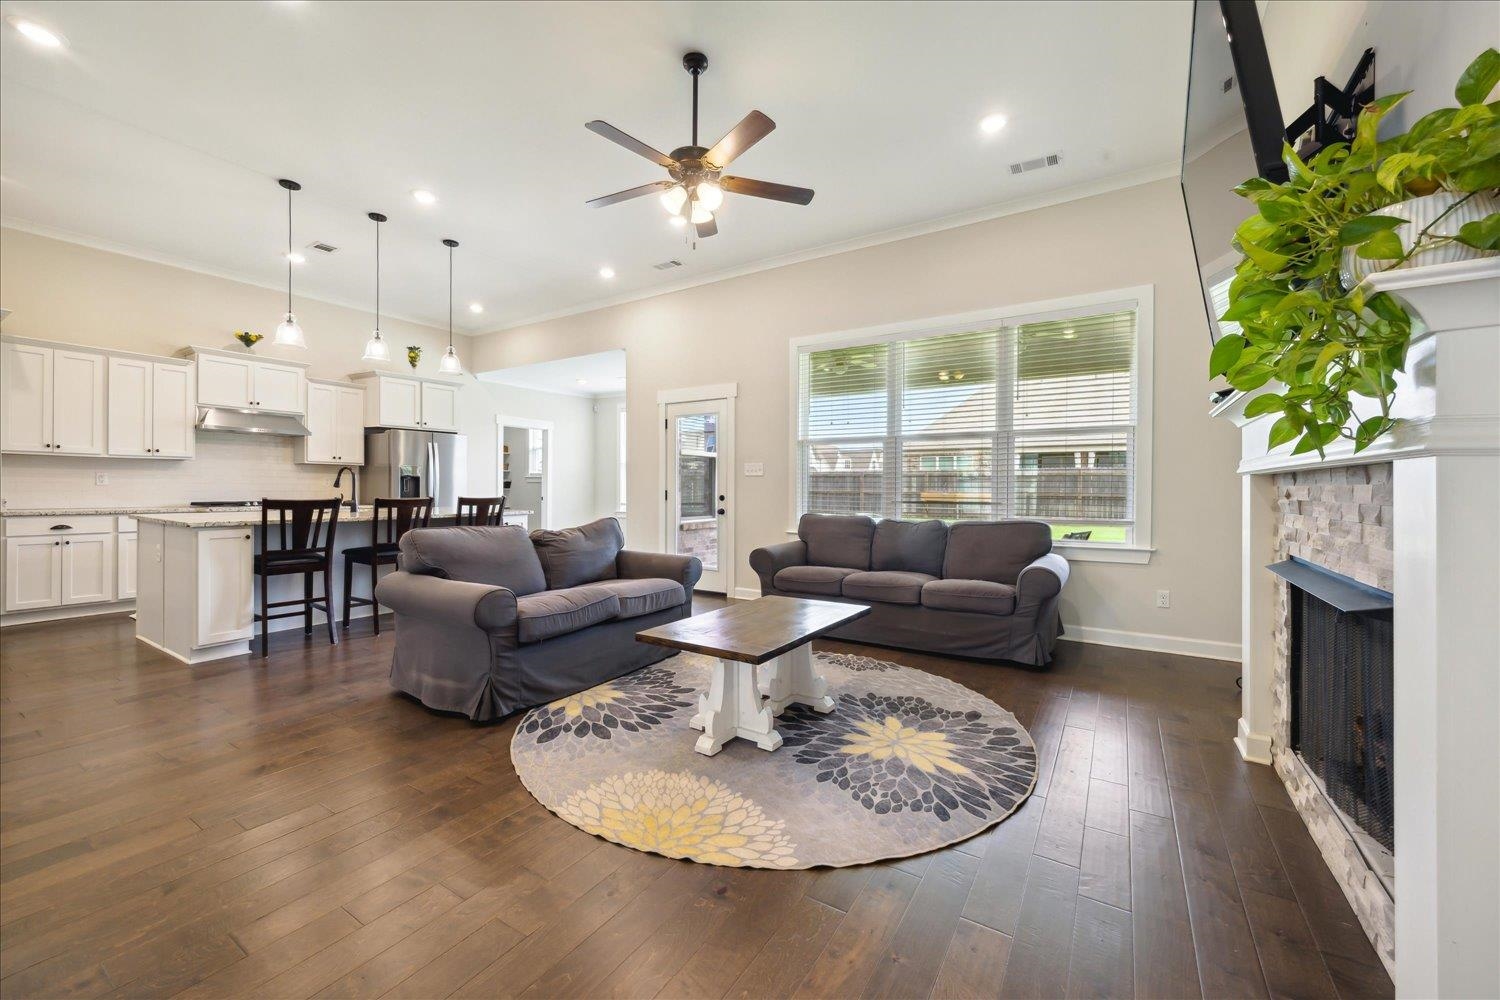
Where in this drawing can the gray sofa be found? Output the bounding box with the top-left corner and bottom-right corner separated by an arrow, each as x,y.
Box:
750,513 -> 1069,666
375,518 -> 701,721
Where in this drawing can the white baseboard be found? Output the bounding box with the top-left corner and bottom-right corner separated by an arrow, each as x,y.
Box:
731,586 -> 763,601
1235,717 -> 1273,764
1062,623 -> 1241,663
1,600 -> 136,628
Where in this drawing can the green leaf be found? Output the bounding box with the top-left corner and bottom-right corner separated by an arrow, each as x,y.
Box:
1208,335 -> 1247,377
1453,157 -> 1500,192
1229,363 -> 1276,392
1241,240 -> 1292,272
1366,292 -> 1410,326
1259,198 -> 1302,223
1375,151 -> 1419,192
1268,414 -> 1302,449
1221,291 -> 1281,322
1242,393 -> 1284,418
1456,48 -> 1500,106
1338,214 -> 1405,246
1290,431 -> 1324,455
1456,213 -> 1500,250
1282,142 -> 1312,186
1312,342 -> 1349,380
1354,415 -> 1391,452
1356,230 -> 1405,260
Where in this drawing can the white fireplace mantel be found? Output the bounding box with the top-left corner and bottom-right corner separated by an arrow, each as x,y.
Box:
1213,257 -> 1500,998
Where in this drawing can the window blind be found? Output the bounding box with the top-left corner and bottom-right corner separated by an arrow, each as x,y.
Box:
796,303 -> 1139,542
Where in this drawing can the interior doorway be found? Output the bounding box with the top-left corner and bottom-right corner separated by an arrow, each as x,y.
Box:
496,415 -> 554,530
659,385 -> 736,595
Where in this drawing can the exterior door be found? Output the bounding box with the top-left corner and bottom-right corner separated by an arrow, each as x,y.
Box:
151,363 -> 195,458
665,400 -> 730,593
1,342 -> 52,454
108,356 -> 154,457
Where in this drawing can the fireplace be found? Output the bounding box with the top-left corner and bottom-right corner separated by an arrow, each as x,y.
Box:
1284,567 -> 1395,853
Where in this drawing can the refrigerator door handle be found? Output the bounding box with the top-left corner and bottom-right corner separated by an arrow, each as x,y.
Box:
429,440 -> 439,505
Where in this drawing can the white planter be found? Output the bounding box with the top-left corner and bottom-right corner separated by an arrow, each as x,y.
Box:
1341,190 -> 1499,289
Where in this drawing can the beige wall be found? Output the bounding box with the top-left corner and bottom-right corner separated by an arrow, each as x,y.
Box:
470,178 -> 1245,654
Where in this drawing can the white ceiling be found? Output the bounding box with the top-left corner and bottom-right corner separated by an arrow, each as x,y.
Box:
0,1 -> 1190,333
479,349 -> 627,397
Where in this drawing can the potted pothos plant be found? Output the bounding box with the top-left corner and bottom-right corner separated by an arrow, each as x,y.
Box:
1210,48 -> 1500,457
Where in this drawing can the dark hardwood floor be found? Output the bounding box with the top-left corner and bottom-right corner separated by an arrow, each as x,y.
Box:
0,602 -> 1393,999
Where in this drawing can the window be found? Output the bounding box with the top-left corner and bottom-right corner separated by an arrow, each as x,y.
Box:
795,294 -> 1146,549
526,427 -> 544,477
616,407 -> 628,511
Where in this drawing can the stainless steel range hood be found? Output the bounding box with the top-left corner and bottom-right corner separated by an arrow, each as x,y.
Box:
196,406 -> 310,437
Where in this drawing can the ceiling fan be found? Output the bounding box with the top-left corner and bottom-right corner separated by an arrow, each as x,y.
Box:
584,51 -> 814,239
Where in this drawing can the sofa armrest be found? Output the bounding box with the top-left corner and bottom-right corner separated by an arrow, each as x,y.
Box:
616,550 -> 703,592
749,539 -> 807,590
1015,552 -> 1069,612
375,571 -> 518,631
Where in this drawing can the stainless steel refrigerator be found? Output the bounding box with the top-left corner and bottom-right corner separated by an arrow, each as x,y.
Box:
364,428 -> 466,510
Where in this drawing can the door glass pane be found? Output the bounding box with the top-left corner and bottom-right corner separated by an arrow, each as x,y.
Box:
674,412 -> 718,571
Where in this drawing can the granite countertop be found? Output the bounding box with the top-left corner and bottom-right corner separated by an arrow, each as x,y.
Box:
135,507 -> 461,528
1,504 -> 273,517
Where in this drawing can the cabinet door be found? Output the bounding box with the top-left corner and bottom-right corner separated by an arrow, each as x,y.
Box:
303,383 -> 338,463
336,387 -> 366,464
117,532 -> 138,600
108,356 -> 154,457
196,529 -> 253,645
1,342 -> 53,453
51,350 -> 107,456
152,363 -> 196,458
60,533 -> 114,606
420,382 -> 459,431
253,362 -> 304,414
378,377 -> 422,429
198,355 -> 254,409
3,536 -> 61,611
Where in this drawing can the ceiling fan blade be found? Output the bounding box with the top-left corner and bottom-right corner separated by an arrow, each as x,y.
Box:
586,180 -> 673,208
695,216 -> 718,239
585,120 -> 676,168
705,111 -> 775,167
720,175 -> 815,205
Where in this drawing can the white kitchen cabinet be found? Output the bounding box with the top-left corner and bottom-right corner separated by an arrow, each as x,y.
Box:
2,341 -> 107,455
60,533 -> 114,606
197,354 -> 255,409
151,362 -> 196,458
195,528 -> 254,646
3,536 -> 62,612
117,531 -> 138,601
254,361 -> 304,414
420,381 -> 460,431
1,341 -> 52,453
108,356 -> 197,459
296,380 -> 365,466
52,350 -> 108,456
186,347 -> 307,416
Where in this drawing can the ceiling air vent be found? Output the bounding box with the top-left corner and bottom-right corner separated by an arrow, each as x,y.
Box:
306,241 -> 339,254
652,259 -> 684,270
1008,152 -> 1063,175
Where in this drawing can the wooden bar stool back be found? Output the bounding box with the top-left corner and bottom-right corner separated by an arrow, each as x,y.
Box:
254,498 -> 342,658
342,497 -> 433,634
456,496 -> 507,526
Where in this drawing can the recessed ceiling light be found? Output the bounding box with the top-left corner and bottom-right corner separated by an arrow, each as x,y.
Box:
8,17 -> 65,48
979,112 -> 1008,135
411,189 -> 437,206
598,266 -> 615,280
285,251 -> 306,265
468,302 -> 484,314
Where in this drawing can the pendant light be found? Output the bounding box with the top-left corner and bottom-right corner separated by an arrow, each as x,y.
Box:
272,179 -> 307,348
360,212 -> 391,362
438,238 -> 464,375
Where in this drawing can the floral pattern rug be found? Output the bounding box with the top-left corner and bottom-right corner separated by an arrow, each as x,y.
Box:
510,651 -> 1037,869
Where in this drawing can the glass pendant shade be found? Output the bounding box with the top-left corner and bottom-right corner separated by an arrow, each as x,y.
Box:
273,312 -> 306,348
361,329 -> 390,362
438,345 -> 463,375
695,180 -> 724,211
690,202 -> 714,225
668,214 -> 687,228
659,184 -> 688,214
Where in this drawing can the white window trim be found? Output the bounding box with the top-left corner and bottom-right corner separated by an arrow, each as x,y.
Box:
616,404 -> 628,514
785,285 -> 1154,565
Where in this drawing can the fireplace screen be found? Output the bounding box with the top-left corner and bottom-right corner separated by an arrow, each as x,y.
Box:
1290,586 -> 1395,852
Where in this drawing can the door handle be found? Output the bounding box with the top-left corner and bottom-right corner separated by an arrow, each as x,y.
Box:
717,508 -> 726,516
50,524 -> 72,531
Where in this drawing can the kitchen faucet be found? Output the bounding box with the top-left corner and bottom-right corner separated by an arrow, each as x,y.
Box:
333,466 -> 359,514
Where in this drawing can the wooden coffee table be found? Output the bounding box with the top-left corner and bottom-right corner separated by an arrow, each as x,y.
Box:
636,596 -> 871,756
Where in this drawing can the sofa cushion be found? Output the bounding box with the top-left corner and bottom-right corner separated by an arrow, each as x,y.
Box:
514,585 -> 621,643
530,517 -> 623,590
842,570 -> 936,605
871,519 -> 948,576
591,578 -> 687,620
798,513 -> 876,571
922,578 -> 1017,616
399,525 -> 547,596
773,565 -> 858,597
942,520 -> 1052,585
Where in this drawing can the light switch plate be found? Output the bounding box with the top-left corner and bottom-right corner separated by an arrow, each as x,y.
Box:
95,473 -> 109,486
743,462 -> 765,477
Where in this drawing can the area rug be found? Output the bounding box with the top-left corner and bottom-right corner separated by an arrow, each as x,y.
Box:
510,651 -> 1037,869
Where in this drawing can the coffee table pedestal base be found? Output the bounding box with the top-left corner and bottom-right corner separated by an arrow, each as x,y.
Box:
691,658 -> 783,756
761,644 -> 836,717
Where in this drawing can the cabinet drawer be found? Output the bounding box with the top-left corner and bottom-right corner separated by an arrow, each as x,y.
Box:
4,515 -> 117,537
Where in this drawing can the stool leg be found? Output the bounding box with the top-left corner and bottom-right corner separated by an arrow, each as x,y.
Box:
371,561 -> 381,635
259,572 -> 269,659
342,558 -> 353,630
304,573 -> 313,635
325,565 -> 338,646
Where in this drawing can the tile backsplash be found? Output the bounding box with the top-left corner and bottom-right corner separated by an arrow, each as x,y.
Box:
1,433 -> 354,508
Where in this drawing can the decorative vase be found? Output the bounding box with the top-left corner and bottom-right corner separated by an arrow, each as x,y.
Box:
234,331 -> 263,350
1341,190 -> 1500,289
406,346 -> 422,369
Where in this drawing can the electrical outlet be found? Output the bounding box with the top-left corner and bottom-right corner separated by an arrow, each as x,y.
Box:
95,473 -> 109,486
1156,589 -> 1171,609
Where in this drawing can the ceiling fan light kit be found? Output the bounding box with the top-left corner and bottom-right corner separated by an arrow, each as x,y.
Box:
585,50 -> 813,242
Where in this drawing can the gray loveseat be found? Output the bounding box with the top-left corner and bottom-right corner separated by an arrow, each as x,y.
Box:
750,513 -> 1069,666
376,517 -> 701,721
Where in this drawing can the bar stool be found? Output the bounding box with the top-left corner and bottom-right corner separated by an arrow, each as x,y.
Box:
456,496 -> 507,526
254,498 -> 341,658
343,497 -> 433,634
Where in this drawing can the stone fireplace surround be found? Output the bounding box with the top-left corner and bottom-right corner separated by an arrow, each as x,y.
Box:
1215,258 -> 1499,998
